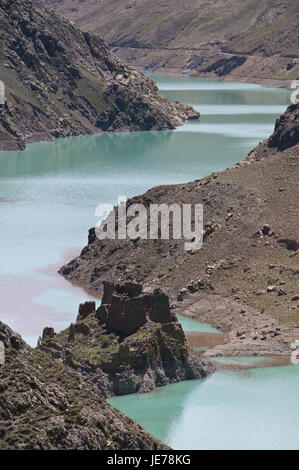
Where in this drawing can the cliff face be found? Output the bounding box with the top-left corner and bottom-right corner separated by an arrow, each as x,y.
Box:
0,320 -> 169,450
38,282 -> 214,397
38,0 -> 299,86
0,0 -> 199,151
268,103 -> 299,151
60,105 -> 299,356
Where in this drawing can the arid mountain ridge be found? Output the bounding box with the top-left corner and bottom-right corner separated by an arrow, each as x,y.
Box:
60,104 -> 299,357
39,0 -> 299,87
0,0 -> 198,151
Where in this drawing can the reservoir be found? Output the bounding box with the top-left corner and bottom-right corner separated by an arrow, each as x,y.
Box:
0,72 -> 296,449
0,73 -> 289,344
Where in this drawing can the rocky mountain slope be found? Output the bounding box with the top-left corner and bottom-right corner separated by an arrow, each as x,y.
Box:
0,0 -> 199,151
0,282 -> 214,449
60,104 -> 299,357
39,0 -> 299,86
0,321 -> 168,450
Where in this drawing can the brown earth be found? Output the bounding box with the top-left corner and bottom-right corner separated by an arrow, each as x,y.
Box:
0,283 -> 215,449
0,321 -> 169,450
39,0 -> 299,87
60,104 -> 299,357
0,0 -> 199,151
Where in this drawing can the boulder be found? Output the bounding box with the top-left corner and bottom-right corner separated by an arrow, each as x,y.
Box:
42,327 -> 55,339
267,286 -> 276,293
74,322 -> 91,336
268,103 -> 299,151
77,301 -> 96,321
102,281 -> 143,304
68,323 -> 75,342
0,321 -> 25,351
262,224 -> 271,235
177,288 -> 188,302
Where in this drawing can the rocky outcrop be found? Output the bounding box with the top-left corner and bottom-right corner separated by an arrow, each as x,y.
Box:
0,0 -> 199,151
201,56 -> 247,77
268,103 -> 299,151
0,321 -> 26,352
42,327 -> 55,339
0,322 -> 168,450
96,295 -> 147,336
38,283 -> 215,396
77,301 -> 96,321
96,282 -> 176,335
59,105 -> 299,356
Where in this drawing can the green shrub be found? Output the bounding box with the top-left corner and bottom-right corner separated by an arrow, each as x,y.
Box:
100,336 -> 111,349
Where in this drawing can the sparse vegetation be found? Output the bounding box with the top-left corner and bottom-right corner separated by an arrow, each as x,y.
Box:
100,335 -> 111,348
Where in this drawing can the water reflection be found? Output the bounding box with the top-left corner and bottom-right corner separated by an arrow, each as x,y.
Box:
0,74 -> 291,346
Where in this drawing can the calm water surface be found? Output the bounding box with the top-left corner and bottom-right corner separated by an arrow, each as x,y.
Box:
0,73 -> 289,344
176,314 -> 220,334
0,73 -> 296,450
108,365 -> 299,450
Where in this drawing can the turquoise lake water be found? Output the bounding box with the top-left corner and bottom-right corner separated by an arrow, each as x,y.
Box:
0,72 -> 297,450
176,314 -> 221,334
108,365 -> 299,450
0,73 -> 290,345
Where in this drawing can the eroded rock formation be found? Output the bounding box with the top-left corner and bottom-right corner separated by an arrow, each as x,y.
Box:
37,282 -> 214,396
96,282 -> 177,336
0,321 -> 168,450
